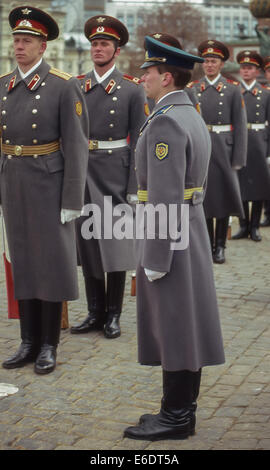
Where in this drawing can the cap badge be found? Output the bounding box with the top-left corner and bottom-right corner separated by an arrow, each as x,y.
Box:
97,17 -> 106,23
97,26 -> 105,33
18,20 -> 32,27
153,34 -> 162,39
21,8 -> 32,15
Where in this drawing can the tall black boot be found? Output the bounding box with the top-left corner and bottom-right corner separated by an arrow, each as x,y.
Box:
213,217 -> 229,264
104,271 -> 126,339
250,201 -> 263,241
260,200 -> 270,226
139,368 -> 202,429
232,201 -> 249,240
34,301 -> 62,375
206,218 -> 215,254
124,369 -> 196,441
70,275 -> 106,334
2,299 -> 41,369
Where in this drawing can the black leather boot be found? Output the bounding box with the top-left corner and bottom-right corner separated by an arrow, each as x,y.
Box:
34,301 -> 62,375
260,201 -> 270,226
250,201 -> 263,242
139,369 -> 201,429
2,299 -> 41,369
232,202 -> 249,240
213,217 -> 229,264
104,271 -> 126,339
70,275 -> 106,334
124,369 -> 196,441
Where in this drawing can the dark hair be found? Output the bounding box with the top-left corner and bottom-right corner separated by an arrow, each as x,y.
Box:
157,64 -> 191,89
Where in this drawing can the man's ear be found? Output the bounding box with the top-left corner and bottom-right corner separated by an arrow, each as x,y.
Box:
115,47 -> 121,58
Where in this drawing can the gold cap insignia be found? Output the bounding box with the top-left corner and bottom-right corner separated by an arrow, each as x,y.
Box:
97,17 -> 106,23
21,8 -> 32,15
97,26 -> 105,33
153,34 -> 162,39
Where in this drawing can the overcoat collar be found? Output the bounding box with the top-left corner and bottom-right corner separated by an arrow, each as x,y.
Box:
82,67 -> 123,94
7,60 -> 51,93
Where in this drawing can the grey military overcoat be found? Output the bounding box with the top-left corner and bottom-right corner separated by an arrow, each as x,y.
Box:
189,76 -> 247,219
238,81 -> 270,201
76,67 -> 148,278
135,92 -> 225,372
0,60 -> 89,301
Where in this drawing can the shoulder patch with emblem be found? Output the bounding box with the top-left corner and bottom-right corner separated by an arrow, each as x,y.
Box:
155,142 -> 169,161
49,68 -> 72,81
123,74 -> 141,85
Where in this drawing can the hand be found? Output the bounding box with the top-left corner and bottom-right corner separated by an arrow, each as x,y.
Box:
144,268 -> 167,282
60,209 -> 81,224
127,193 -> 138,204
267,157 -> 270,166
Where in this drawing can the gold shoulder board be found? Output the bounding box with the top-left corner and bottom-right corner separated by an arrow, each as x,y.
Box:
49,68 -> 72,81
123,74 -> 141,85
0,71 -> 12,79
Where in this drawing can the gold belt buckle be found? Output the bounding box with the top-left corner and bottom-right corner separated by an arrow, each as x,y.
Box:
89,140 -> 98,150
14,145 -> 23,156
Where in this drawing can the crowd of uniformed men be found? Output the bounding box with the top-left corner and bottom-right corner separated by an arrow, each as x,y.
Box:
0,5 -> 269,442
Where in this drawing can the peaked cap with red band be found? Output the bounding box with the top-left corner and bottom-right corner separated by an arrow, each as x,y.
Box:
84,15 -> 129,47
264,56 -> 270,70
198,39 -> 229,61
145,33 -> 183,50
237,50 -> 263,69
9,5 -> 59,41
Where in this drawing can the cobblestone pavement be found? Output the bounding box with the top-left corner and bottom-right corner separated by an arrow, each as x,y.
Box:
0,219 -> 269,452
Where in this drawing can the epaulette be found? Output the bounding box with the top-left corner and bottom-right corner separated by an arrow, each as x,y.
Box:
123,74 -> 141,85
262,84 -> 270,91
186,80 -> 199,89
49,67 -> 72,80
0,71 -> 12,80
226,78 -> 239,86
77,74 -> 86,80
155,105 -> 174,116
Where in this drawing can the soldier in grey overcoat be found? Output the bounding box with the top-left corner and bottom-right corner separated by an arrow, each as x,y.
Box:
71,16 -> 148,339
261,56 -> 270,227
0,7 -> 89,374
123,35 -> 225,442
188,40 -> 247,264
232,51 -> 270,242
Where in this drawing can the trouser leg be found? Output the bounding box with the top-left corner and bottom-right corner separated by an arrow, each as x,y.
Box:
34,300 -> 62,375
2,299 -> 41,369
104,271 -> 126,339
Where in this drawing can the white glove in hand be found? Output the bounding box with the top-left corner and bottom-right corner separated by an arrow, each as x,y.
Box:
267,156 -> 270,166
127,193 -> 138,204
144,268 -> 166,282
60,209 -> 81,224
232,165 -> 242,170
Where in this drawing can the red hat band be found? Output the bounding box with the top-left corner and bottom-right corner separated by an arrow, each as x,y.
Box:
202,47 -> 224,59
240,57 -> 260,67
89,26 -> 120,41
14,18 -> 48,37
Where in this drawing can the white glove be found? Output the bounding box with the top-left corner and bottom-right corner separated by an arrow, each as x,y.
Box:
126,193 -> 138,204
60,209 -> 81,224
267,156 -> 270,166
232,165 -> 242,170
144,268 -> 167,282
